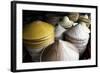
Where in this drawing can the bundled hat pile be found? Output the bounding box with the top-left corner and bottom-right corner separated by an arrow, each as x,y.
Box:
23,12 -> 91,62
64,14 -> 90,55
64,24 -> 89,55
23,21 -> 55,49
79,14 -> 91,27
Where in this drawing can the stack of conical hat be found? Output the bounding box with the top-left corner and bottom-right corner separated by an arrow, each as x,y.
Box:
79,14 -> 90,33
64,24 -> 89,55
23,20 -> 55,49
79,14 -> 91,27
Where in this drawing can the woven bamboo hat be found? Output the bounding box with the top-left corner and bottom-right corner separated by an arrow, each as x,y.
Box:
64,24 -> 89,54
78,14 -> 91,27
23,20 -> 55,49
64,24 -> 89,41
41,40 -> 79,61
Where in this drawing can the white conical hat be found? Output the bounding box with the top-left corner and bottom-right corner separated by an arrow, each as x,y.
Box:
65,24 -> 89,41
41,40 -> 79,61
23,21 -> 55,49
64,24 -> 89,55
23,21 -> 55,40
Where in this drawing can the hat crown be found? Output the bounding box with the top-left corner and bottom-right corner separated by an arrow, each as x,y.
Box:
23,21 -> 54,40
65,24 -> 89,40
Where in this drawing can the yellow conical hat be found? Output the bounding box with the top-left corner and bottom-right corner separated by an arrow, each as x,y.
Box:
23,21 -> 55,40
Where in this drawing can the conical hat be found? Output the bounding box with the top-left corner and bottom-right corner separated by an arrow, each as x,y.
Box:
41,40 -> 79,61
78,14 -> 91,26
64,24 -> 89,41
64,24 -> 89,55
23,21 -> 55,40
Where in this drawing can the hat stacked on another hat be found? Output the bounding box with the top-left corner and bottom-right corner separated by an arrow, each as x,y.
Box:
23,20 -> 55,49
78,14 -> 91,28
64,23 -> 89,55
23,21 -> 55,61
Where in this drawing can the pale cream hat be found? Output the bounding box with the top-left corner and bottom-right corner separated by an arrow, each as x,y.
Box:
64,24 -> 89,54
41,40 -> 79,61
78,14 -> 91,27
